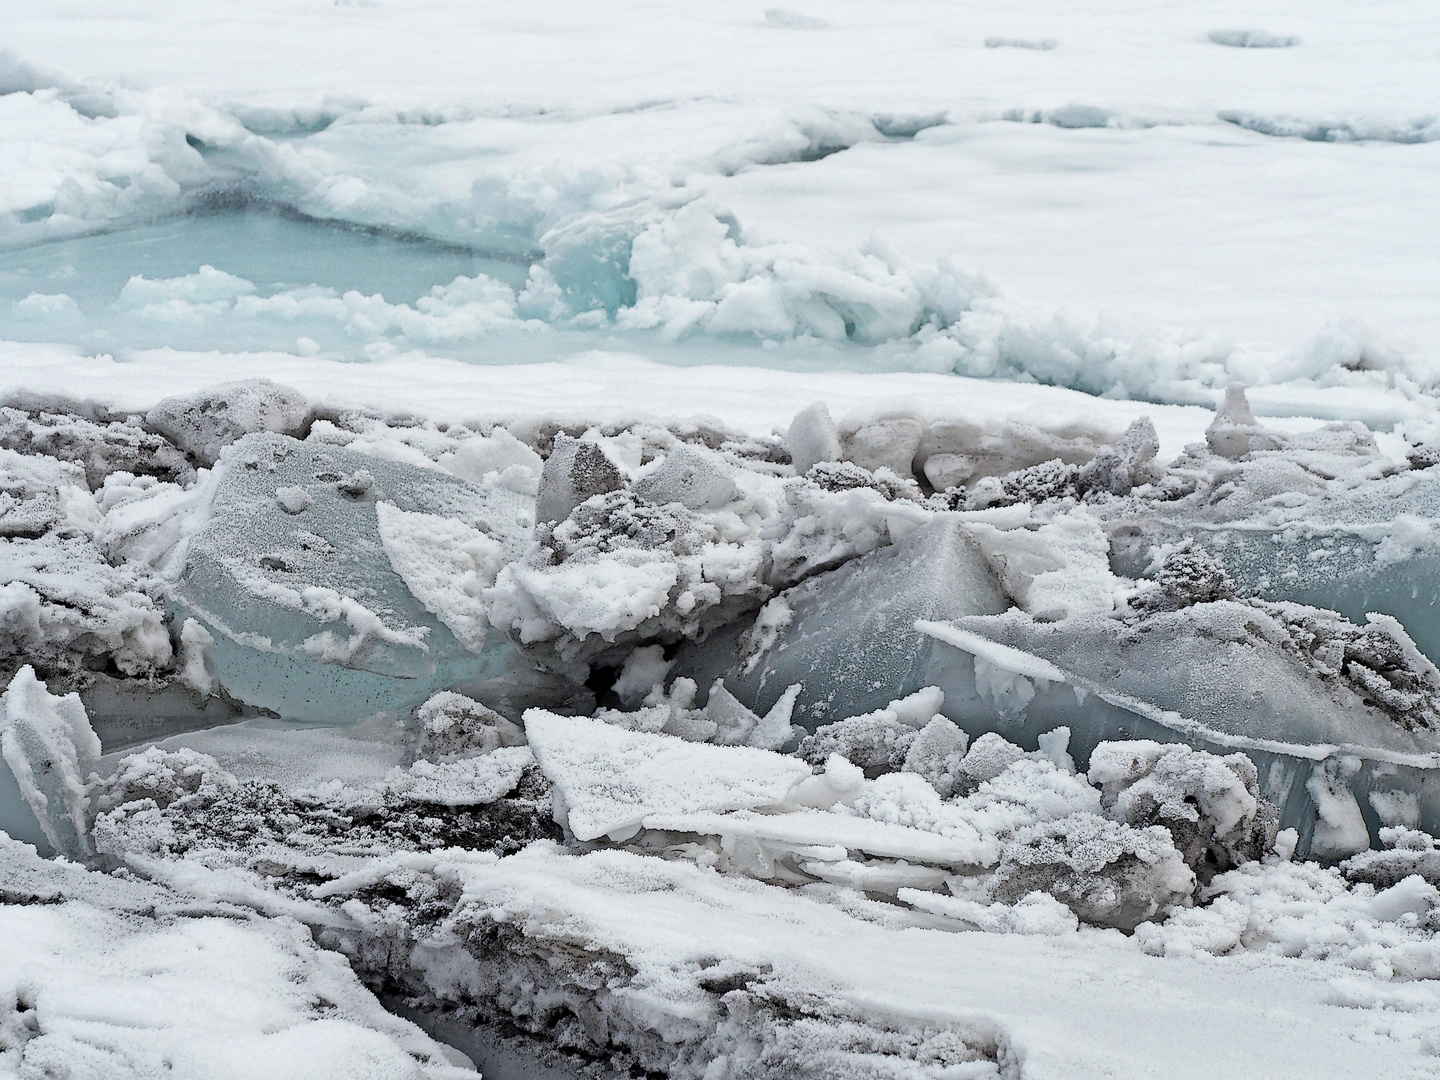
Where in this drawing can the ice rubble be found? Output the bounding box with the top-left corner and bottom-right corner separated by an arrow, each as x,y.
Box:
1103,386 -> 1440,660
6,377 -> 1440,1072
70,692 -> 1440,1078
484,413 -> 935,677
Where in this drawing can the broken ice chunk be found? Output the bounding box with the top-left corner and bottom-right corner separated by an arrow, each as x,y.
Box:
706,679 -> 802,750
902,715 -> 969,797
146,378 -> 313,466
524,710 -> 810,842
839,409 -> 924,480
916,601 -> 1440,858
1306,756 -> 1371,859
1088,740 -> 1278,880
632,445 -> 738,510
670,517 -> 1008,728
172,432 -> 548,721
414,691 -> 526,761
1075,416 -> 1160,497
985,813 -> 1194,931
797,687 -> 945,776
611,643 -> 673,706
274,485 -> 312,514
785,401 -> 843,475
898,889 -> 1079,935
0,665 -> 100,859
534,433 -> 625,526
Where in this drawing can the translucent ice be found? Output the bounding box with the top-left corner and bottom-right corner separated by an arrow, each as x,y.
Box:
916,602 -> 1440,859
671,517 -> 1009,728
0,665 -> 100,858
171,431 -> 563,721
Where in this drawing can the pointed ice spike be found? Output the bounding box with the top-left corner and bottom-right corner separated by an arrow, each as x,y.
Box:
0,666 -> 100,860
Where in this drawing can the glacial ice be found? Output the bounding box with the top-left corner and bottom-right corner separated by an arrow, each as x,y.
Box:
171,430 -> 555,721
0,665 -> 100,859
671,516 -> 1010,727
1104,393 -> 1440,664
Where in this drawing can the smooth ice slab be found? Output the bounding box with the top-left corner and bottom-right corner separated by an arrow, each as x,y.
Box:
172,431 -> 550,721
670,516 -> 1009,727
917,611 -> 1440,859
525,709 -> 810,842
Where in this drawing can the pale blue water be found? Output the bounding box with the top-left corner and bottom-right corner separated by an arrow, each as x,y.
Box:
0,205 -> 529,313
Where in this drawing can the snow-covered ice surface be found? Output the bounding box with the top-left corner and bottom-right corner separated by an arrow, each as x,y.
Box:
6,1 -> 1440,1077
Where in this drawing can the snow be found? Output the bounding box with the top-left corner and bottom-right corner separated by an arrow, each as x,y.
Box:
5,0 -> 1440,1074
524,709 -> 811,842
347,841 -> 1440,1079
0,835 -> 477,1080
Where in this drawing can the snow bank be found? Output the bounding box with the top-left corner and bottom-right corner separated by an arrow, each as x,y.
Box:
0,834 -> 476,1079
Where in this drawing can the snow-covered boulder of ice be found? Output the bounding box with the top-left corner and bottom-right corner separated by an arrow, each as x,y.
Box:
172,432 -> 549,721
797,686 -> 946,775
633,443 -> 738,510
489,487 -> 766,672
491,425 -> 947,677
146,378 -> 314,466
388,746 -> 535,808
784,401 -> 843,475
533,432 -> 626,526
1089,740 -> 1279,881
901,714 -> 971,797
672,517 -> 1009,727
0,665 -> 100,859
985,812 -> 1195,931
524,709 -> 810,841
413,691 -> 526,761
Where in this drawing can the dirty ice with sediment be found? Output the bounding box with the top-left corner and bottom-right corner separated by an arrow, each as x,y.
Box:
4,3 -> 1440,1078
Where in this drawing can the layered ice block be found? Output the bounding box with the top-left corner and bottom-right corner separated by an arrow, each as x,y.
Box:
171,432 -> 561,721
